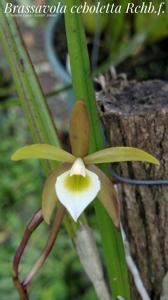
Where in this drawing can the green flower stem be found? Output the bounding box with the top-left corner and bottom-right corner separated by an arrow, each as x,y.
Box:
64,1 -> 131,299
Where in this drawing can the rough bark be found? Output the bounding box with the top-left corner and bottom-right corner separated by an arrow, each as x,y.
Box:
96,77 -> 168,300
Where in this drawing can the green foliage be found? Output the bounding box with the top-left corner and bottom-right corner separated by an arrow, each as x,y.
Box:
64,2 -> 131,299
81,0 -> 109,34
0,108 -> 98,300
77,0 -> 168,72
0,108 -> 42,225
135,1 -> 168,42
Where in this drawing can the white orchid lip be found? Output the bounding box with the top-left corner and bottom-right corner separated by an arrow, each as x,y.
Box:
55,159 -> 101,221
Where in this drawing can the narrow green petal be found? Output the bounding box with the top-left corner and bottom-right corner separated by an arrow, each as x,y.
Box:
11,144 -> 75,162
70,101 -> 89,157
84,147 -> 159,165
42,164 -> 71,224
88,165 -> 120,227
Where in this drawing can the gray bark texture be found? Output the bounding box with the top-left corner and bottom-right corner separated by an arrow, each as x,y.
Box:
96,76 -> 168,300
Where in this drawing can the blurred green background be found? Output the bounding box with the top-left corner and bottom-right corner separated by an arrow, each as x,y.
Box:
0,106 -> 99,300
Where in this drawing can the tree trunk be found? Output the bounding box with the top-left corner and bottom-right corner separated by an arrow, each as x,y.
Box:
96,78 -> 168,300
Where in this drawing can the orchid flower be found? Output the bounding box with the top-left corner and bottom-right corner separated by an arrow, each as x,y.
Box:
11,101 -> 159,226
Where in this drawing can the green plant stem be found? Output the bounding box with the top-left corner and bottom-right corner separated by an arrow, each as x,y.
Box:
64,1 -> 131,299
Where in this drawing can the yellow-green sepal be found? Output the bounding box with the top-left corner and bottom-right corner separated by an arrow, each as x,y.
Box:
42,163 -> 71,224
11,144 -> 75,163
84,147 -> 159,165
88,165 -> 120,227
69,101 -> 89,158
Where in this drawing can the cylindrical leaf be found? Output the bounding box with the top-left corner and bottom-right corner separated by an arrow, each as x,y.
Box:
65,2 -> 131,298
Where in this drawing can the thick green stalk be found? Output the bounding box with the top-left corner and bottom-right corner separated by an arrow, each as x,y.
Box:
64,1 -> 131,299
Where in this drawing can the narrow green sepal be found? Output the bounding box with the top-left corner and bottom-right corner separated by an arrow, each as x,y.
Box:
84,147 -> 159,165
11,144 -> 75,163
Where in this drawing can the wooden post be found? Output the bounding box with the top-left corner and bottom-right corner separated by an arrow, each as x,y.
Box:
97,78 -> 168,300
